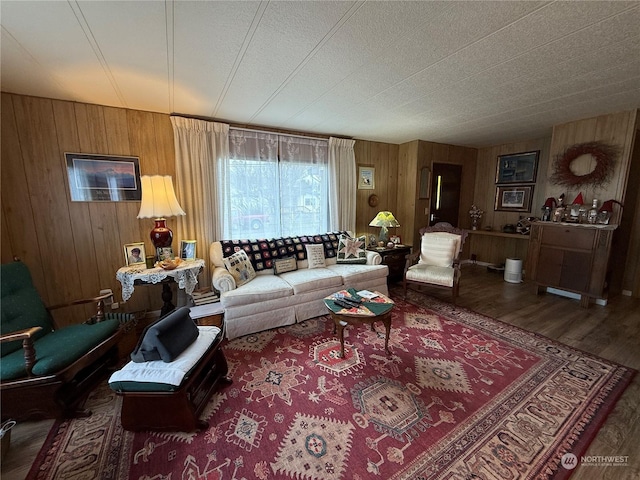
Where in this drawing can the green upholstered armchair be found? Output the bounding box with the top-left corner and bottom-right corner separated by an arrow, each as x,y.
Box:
1,260 -> 132,421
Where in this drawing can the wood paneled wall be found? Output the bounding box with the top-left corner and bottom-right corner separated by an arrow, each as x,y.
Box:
354,140 -> 399,242
475,137 -> 552,233
545,111 -> 637,205
396,140 -> 477,249
3,93 -> 637,326
1,93 -> 176,325
472,110 -> 639,296
546,110 -> 639,296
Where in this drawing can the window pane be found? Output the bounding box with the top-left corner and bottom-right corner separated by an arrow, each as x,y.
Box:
219,129 -> 329,239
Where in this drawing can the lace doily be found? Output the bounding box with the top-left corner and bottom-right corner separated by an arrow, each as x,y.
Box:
116,259 -> 205,301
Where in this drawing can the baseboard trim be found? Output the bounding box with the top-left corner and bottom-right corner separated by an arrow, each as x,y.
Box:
546,287 -> 607,306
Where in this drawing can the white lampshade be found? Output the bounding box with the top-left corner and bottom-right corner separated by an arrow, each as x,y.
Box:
137,175 -> 186,219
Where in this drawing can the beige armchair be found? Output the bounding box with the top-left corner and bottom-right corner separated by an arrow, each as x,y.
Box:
403,223 -> 468,299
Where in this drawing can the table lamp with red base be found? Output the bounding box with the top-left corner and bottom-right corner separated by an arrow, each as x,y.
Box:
137,175 -> 186,261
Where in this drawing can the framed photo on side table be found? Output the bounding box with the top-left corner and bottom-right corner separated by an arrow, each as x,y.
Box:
124,242 -> 146,266
180,240 -> 197,261
495,185 -> 534,212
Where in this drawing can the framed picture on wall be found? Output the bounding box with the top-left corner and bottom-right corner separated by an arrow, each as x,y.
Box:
495,185 -> 534,212
358,166 -> 375,189
65,153 -> 142,202
495,150 -> 539,184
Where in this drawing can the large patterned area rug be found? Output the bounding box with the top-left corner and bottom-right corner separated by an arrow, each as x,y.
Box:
29,295 -> 634,480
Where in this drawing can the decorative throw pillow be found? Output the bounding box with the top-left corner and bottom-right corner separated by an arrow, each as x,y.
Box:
337,234 -> 367,264
130,307 -> 199,363
305,244 -> 326,269
223,250 -> 257,286
273,257 -> 298,275
220,239 -> 278,271
419,234 -> 458,267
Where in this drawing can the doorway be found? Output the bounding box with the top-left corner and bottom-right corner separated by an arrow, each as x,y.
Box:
429,163 -> 462,227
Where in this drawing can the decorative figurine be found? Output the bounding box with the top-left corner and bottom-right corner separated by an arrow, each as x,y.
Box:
598,199 -> 623,225
541,197 -> 556,222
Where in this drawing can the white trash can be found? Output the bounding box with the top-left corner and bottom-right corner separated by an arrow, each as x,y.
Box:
504,258 -> 523,283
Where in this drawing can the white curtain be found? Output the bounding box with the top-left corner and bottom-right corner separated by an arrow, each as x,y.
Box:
171,116 -> 229,287
328,137 -> 356,232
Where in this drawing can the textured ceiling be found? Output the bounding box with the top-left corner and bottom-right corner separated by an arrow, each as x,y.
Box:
2,1 -> 639,147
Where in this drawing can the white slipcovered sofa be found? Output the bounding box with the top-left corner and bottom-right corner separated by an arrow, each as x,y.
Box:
209,234 -> 389,339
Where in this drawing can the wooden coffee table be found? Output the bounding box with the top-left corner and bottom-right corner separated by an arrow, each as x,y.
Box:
323,290 -> 394,358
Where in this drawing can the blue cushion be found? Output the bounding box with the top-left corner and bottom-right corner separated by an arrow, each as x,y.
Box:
130,307 -> 198,363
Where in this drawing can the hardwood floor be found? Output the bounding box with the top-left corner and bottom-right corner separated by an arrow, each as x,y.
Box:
2,265 -> 639,479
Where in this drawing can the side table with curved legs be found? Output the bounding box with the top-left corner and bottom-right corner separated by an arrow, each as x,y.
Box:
116,259 -> 205,316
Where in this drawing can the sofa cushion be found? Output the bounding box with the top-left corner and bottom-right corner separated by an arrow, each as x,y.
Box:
273,256 -> 298,275
326,263 -> 389,284
305,244 -> 326,269
406,263 -> 454,287
223,250 -> 257,286
221,275 -> 293,308
130,307 -> 199,363
280,268 -> 343,294
0,318 -> 120,381
336,234 -> 367,264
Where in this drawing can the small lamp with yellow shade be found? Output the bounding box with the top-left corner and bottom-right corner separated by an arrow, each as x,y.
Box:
369,211 -> 400,244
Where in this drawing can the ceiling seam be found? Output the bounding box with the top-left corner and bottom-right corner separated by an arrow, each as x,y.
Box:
279,2 -> 457,127
0,26 -> 68,94
306,1 -> 558,130
166,0 -> 174,113
210,0 -> 270,118
67,0 -> 127,107
247,0 -> 366,124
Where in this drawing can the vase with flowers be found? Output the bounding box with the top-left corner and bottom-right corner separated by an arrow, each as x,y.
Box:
469,204 -> 484,230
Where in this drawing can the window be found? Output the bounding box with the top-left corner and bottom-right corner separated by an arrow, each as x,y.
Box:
218,129 -> 329,239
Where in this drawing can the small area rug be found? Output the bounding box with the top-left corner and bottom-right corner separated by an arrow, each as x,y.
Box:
28,295 -> 634,479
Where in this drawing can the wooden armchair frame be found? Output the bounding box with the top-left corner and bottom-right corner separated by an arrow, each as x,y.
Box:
1,267 -> 126,421
403,222 -> 468,299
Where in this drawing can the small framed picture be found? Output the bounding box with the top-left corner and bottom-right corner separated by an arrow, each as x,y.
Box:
494,185 -> 534,212
124,242 -> 146,266
156,247 -> 174,261
180,240 -> 197,261
390,235 -> 402,245
358,165 -> 375,190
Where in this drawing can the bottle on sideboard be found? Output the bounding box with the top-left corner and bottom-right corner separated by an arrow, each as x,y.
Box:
587,199 -> 599,224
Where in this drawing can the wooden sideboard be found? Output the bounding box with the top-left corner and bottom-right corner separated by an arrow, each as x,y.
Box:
526,222 -> 616,307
